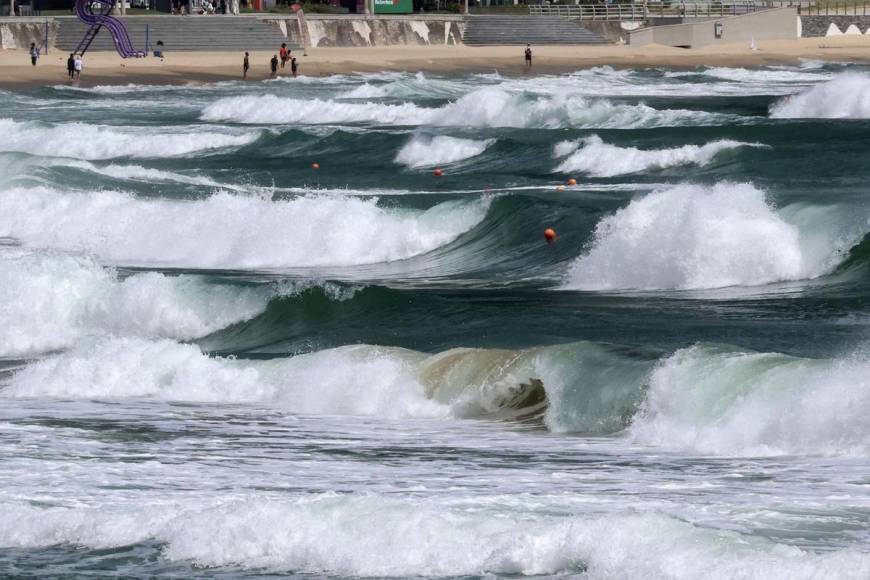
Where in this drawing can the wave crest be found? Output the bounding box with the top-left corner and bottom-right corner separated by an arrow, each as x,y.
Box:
770,73 -> 870,119
562,183 -> 863,291
553,135 -> 763,177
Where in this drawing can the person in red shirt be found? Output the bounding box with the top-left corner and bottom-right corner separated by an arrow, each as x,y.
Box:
279,43 -> 289,68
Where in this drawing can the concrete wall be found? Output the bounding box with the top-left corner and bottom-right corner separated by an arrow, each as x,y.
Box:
0,17 -> 57,50
629,7 -> 797,48
268,14 -> 465,48
800,16 -> 870,37
581,20 -> 646,44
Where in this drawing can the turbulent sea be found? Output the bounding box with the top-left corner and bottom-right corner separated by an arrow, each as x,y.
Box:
3,62 -> 870,578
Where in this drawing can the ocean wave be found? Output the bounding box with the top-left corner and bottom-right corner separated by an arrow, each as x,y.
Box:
395,135 -> 495,169
770,73 -> 870,118
8,337 -> 870,457
340,72 -> 468,100
201,87 -> 736,129
562,182 -> 865,291
0,250 -> 272,357
630,344 -> 870,456
3,497 -> 868,578
700,66 -> 833,84
0,118 -> 260,160
0,188 -> 490,269
553,135 -> 763,177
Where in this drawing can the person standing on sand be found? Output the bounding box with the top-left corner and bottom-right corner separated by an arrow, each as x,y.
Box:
279,43 -> 288,68
524,43 -> 532,69
30,43 -> 39,66
73,54 -> 83,80
290,56 -> 298,78
67,54 -> 75,79
270,54 -> 278,78
243,52 -> 250,79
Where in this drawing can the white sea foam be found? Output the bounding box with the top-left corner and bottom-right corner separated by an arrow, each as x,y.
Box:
2,498 -> 869,579
0,250 -> 271,357
0,338 -> 616,426
0,119 -> 260,160
3,339 -> 444,418
631,345 -> 870,456
770,73 -> 870,118
0,188 -> 490,268
201,88 -> 734,129
553,135 -> 763,177
562,182 -> 864,291
701,66 -> 833,84
395,135 -> 495,168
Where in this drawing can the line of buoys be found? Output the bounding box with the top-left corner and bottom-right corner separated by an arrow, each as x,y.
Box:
433,168 -> 444,177
544,228 -> 557,244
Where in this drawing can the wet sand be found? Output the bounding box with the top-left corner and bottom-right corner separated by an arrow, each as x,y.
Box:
1,37 -> 870,88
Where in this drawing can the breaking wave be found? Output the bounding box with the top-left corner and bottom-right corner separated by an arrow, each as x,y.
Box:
0,250 -> 272,357
0,188 -> 490,269
3,498 -> 868,579
0,119 -> 260,160
770,73 -> 870,119
553,135 -> 763,177
201,88 -> 736,129
7,337 -> 870,456
395,135 -> 495,168
630,345 -> 870,456
562,182 -> 865,291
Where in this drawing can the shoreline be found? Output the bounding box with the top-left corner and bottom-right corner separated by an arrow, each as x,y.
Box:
1,38 -> 870,88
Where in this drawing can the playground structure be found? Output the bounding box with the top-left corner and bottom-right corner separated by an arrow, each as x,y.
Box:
74,0 -> 145,57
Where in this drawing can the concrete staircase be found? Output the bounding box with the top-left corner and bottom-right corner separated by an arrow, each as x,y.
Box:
55,15 -> 299,53
463,15 -> 608,45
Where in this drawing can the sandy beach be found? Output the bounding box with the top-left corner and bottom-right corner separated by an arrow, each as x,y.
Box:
2,36 -> 870,87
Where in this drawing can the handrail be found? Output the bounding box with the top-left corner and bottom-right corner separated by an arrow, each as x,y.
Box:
527,1 -> 864,20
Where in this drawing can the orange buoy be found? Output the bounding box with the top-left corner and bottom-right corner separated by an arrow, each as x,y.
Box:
312,162 -> 320,169
433,168 -> 444,177
544,228 -> 557,243
567,178 -> 577,186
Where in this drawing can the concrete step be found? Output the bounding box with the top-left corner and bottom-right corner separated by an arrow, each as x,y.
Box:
55,16 -> 299,52
463,15 -> 608,45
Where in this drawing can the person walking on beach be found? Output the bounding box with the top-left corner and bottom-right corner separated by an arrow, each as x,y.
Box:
279,43 -> 289,68
524,43 -> 532,69
290,56 -> 298,78
243,52 -> 250,79
73,54 -> 83,80
29,43 -> 39,66
67,53 -> 75,79
270,54 -> 278,78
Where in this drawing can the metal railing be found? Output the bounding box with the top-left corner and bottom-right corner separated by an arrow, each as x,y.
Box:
530,2 -> 766,19
529,0 -> 870,19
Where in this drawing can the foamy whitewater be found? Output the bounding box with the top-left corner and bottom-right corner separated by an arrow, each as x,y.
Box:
3,63 -> 870,579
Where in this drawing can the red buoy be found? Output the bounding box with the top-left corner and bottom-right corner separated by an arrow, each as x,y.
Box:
544,228 -> 557,243
567,178 -> 577,186
433,168 -> 444,177
312,162 -> 320,170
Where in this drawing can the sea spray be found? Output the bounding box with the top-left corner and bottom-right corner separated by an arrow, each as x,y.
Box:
770,73 -> 870,118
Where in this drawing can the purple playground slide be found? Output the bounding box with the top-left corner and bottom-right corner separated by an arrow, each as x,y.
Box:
74,0 -> 145,58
